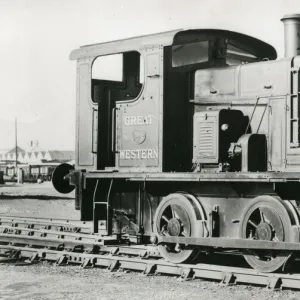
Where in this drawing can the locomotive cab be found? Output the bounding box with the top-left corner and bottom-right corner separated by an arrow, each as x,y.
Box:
70,29 -> 277,174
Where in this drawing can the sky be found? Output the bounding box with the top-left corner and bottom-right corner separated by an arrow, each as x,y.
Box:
0,0 -> 300,151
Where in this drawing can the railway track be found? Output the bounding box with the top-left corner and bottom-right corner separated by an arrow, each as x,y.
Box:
0,216 -> 300,290
0,215 -> 93,234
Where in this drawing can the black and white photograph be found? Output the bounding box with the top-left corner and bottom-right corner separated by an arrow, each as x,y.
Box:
1,0 -> 300,299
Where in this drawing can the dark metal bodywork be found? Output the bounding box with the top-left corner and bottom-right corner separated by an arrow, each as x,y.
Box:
67,25 -> 300,259
71,29 -> 277,172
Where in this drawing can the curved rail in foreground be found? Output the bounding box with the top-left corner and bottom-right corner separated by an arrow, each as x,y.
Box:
0,216 -> 300,290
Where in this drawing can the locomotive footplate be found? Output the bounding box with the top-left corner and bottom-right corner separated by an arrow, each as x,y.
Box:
84,171 -> 300,183
154,235 -> 300,252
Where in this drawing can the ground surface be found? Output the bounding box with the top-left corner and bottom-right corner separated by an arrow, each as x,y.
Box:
0,183 -> 299,300
0,181 -> 75,199
0,182 -> 78,219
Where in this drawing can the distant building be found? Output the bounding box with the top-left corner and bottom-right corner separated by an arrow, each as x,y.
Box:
0,146 -> 74,164
0,148 -> 9,157
0,145 -> 74,181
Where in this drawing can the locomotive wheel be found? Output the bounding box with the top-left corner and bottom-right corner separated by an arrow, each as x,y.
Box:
240,196 -> 297,273
153,193 -> 206,264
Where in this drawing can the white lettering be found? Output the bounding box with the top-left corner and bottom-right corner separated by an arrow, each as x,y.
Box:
147,149 -> 153,158
124,117 -> 130,126
131,149 -> 136,159
124,115 -> 154,126
120,150 -> 125,159
137,116 -> 143,125
119,149 -> 159,160
130,116 -> 137,125
146,115 -> 153,125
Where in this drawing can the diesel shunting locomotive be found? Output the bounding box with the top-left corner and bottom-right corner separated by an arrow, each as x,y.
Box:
53,14 -> 300,273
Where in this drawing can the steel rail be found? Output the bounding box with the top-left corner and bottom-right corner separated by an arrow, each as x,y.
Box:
0,225 -> 104,243
156,235 -> 300,251
1,216 -> 300,289
2,216 -> 300,256
0,216 -> 93,234
0,215 -> 91,226
0,227 -> 160,258
0,221 -> 91,234
0,244 -> 299,290
0,217 -> 161,256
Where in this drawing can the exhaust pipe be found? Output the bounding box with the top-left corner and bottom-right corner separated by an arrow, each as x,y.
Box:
281,14 -> 300,58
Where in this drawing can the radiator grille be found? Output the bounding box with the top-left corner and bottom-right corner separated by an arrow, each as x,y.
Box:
198,123 -> 214,157
197,123 -> 214,158
193,118 -> 218,163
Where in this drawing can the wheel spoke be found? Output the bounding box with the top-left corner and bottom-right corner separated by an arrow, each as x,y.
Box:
181,230 -> 187,237
172,205 -> 190,229
170,204 -> 177,219
162,215 -> 170,223
248,220 -> 258,228
161,226 -> 170,236
259,208 -> 265,222
260,207 -> 284,241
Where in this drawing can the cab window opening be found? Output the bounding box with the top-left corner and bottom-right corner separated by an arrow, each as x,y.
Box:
171,38 -> 259,69
226,42 -> 258,65
91,51 -> 144,103
172,41 -> 209,67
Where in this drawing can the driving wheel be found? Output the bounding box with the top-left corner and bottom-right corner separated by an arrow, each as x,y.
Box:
240,196 -> 298,273
153,193 -> 206,264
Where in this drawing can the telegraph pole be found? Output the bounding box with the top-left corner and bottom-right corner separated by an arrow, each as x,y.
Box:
15,117 -> 18,172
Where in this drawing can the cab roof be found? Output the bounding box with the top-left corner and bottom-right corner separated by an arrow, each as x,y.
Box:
70,28 -> 277,61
